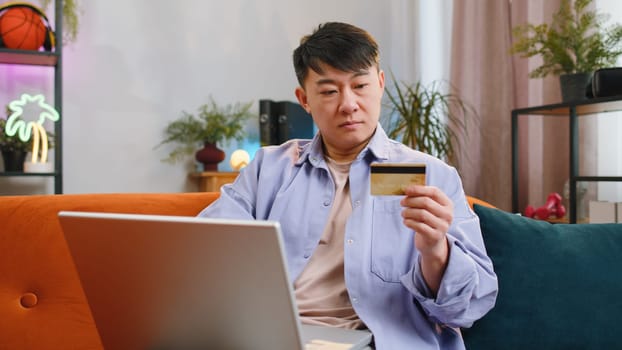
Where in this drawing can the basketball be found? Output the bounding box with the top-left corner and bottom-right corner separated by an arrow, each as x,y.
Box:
0,6 -> 47,50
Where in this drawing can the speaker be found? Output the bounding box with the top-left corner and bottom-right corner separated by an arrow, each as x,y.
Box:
0,1 -> 55,51
592,67 -> 622,98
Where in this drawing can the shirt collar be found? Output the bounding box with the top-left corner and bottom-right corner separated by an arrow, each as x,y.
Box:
365,124 -> 391,161
295,133 -> 324,168
295,123 -> 392,167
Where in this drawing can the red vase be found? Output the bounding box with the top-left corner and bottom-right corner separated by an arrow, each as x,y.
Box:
195,142 -> 225,171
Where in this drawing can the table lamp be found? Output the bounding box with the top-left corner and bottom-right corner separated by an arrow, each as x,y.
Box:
230,149 -> 250,171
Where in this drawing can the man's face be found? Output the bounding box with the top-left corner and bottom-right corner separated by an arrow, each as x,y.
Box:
295,62 -> 385,161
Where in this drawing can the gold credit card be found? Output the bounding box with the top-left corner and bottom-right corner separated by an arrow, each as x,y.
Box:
370,163 -> 426,195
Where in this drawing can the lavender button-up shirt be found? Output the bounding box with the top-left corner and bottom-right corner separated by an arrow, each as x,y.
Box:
198,125 -> 498,349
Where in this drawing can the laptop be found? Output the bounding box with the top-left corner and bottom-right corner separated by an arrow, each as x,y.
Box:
58,211 -> 372,350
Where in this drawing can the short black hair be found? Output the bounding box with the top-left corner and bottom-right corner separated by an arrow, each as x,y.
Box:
292,22 -> 380,86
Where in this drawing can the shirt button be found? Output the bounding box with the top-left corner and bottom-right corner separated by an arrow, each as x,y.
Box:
303,253 -> 310,258
354,200 -> 361,207
323,200 -> 331,206
346,239 -> 354,244
351,297 -> 358,303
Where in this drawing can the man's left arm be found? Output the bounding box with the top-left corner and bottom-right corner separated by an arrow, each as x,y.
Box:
400,185 -> 453,295
399,175 -> 498,328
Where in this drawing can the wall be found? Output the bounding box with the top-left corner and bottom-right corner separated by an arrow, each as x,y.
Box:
1,0 -> 434,194
2,1 -> 619,201
64,0 -> 397,194
595,0 -> 622,202
0,0 -> 452,194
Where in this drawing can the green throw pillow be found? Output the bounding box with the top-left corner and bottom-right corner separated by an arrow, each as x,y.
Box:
463,204 -> 622,350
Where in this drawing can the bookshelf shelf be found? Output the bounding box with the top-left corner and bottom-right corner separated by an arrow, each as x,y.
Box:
0,1 -> 63,194
511,96 -> 622,223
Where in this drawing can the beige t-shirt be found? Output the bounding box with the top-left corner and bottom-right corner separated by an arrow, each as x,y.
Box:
293,157 -> 364,329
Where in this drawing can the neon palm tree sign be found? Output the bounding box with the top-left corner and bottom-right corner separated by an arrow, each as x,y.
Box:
4,94 -> 59,165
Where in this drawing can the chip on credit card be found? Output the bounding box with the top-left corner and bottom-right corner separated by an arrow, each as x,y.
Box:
370,163 -> 426,195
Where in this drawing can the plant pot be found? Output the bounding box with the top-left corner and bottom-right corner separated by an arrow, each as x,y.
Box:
1,150 -> 27,172
24,161 -> 54,173
559,72 -> 592,103
195,142 -> 225,171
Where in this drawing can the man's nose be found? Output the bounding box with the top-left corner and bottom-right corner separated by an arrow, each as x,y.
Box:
339,89 -> 359,114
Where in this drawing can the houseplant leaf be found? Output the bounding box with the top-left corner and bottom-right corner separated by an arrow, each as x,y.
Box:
156,97 -> 253,164
383,73 -> 476,170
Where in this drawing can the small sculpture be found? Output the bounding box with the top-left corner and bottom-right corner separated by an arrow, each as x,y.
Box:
524,192 -> 566,220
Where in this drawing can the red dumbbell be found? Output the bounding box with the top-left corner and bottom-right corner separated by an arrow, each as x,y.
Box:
524,205 -> 535,218
534,192 -> 565,219
524,192 -> 566,220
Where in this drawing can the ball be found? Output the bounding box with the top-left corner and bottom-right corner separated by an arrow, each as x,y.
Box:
0,6 -> 47,50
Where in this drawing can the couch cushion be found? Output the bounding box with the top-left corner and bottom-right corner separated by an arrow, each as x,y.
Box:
463,204 -> 622,350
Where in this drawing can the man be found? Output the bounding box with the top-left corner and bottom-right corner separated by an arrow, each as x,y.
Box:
199,22 -> 498,349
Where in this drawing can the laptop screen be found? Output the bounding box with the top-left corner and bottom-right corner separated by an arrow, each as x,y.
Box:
59,211 -> 372,350
59,212 -> 304,349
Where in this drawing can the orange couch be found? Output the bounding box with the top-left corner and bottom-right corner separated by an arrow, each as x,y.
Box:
0,192 -> 487,349
0,192 -> 219,350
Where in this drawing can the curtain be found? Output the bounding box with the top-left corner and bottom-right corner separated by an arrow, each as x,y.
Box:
449,0 -> 517,211
449,0 -> 597,214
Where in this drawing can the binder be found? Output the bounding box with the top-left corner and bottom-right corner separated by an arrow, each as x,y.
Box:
259,100 -> 314,146
259,99 -> 278,146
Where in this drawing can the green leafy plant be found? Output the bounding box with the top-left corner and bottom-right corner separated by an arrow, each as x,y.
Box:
0,118 -> 31,152
0,118 -> 54,153
38,0 -> 81,44
510,0 -> 622,78
157,97 -> 253,164
383,74 -> 475,169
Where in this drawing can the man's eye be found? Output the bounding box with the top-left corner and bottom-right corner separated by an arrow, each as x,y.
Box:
320,90 -> 337,95
355,83 -> 368,89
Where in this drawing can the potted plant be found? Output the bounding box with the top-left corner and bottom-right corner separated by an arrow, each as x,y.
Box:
37,0 -> 81,44
157,97 -> 253,171
0,118 -> 30,171
383,73 -> 476,170
510,0 -> 622,102
0,119 -> 54,170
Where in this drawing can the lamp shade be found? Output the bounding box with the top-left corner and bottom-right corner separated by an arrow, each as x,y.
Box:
230,149 -> 250,171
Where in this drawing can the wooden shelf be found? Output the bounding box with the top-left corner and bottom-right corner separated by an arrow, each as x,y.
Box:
0,48 -> 58,66
542,217 -> 589,224
189,171 -> 239,192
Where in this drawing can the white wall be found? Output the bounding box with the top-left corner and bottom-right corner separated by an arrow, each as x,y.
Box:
1,0 -> 453,194
595,0 -> 622,202
0,1 -> 383,193
416,0 -> 453,85
63,0 -> 397,194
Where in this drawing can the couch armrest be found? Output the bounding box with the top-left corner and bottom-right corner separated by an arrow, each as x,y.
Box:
467,195 -> 494,209
0,192 -> 219,349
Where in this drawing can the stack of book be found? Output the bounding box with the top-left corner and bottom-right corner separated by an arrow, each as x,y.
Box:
589,201 -> 622,223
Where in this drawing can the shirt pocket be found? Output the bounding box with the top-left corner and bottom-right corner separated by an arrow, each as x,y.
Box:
371,198 -> 416,283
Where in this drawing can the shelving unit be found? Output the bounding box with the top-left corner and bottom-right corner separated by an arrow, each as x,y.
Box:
0,0 -> 63,194
511,95 -> 622,223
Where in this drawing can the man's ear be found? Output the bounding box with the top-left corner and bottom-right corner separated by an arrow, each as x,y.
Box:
378,69 -> 385,90
295,87 -> 311,114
